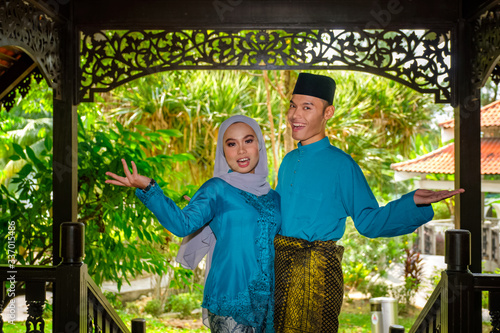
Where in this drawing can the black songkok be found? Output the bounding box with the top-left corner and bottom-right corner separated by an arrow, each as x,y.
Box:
292,73 -> 336,105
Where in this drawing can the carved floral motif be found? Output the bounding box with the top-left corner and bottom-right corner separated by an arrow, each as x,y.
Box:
472,5 -> 500,88
0,0 -> 61,98
80,29 -> 451,103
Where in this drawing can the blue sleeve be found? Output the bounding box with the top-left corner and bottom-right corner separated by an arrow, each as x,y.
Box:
340,160 -> 434,238
135,180 -> 218,237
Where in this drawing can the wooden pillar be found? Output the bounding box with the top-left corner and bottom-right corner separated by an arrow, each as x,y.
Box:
442,230 -> 480,332
52,2 -> 78,266
54,222 -> 88,333
452,16 -> 483,333
453,18 -> 482,275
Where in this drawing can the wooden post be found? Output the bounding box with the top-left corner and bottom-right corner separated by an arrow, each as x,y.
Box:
441,229 -> 480,332
132,318 -> 147,333
453,17 -> 482,274
389,325 -> 405,333
53,222 -> 88,333
52,0 -> 79,267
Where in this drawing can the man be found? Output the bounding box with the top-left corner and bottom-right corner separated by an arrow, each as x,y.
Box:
273,73 -> 464,333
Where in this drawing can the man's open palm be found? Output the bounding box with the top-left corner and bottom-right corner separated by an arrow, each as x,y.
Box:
414,188 -> 465,205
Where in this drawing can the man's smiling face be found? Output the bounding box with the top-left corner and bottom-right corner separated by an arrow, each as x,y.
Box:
287,94 -> 334,146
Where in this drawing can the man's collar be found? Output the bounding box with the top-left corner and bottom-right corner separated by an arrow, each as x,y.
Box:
297,137 -> 330,153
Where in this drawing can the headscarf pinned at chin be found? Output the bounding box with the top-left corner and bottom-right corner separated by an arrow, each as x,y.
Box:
176,115 -> 271,324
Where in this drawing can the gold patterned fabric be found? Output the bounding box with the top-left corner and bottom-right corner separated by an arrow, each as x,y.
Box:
274,234 -> 344,333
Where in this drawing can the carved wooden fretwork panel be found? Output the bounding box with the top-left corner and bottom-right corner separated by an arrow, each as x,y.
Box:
472,5 -> 500,88
492,65 -> 500,85
0,0 -> 61,98
26,300 -> 46,333
80,29 -> 451,103
1,68 -> 44,110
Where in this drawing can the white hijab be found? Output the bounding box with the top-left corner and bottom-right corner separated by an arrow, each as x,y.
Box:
175,115 -> 271,324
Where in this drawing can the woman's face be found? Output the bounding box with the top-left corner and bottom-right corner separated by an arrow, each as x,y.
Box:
222,122 -> 260,174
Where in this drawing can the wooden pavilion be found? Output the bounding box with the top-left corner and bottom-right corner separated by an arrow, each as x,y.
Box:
1,0 -> 500,332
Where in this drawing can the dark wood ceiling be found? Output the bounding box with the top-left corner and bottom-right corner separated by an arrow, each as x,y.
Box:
73,0 -> 462,30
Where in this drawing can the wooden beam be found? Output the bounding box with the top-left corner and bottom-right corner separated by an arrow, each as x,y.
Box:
24,0 -> 69,23
74,0 -> 459,30
462,0 -> 500,20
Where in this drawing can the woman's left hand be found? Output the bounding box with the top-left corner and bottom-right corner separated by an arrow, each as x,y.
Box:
413,188 -> 465,205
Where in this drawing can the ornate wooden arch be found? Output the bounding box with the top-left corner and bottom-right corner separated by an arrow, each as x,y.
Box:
0,0 -> 61,99
80,28 -> 453,104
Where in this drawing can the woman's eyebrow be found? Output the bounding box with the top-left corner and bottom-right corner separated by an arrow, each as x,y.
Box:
225,134 -> 255,143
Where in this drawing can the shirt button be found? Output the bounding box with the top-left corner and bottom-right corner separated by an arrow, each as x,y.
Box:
290,184 -> 293,187
294,171 -> 296,173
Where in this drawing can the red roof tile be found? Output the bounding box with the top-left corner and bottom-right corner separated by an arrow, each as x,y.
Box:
439,100 -> 500,129
391,138 -> 500,175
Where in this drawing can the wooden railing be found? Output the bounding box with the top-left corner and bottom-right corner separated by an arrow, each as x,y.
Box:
409,229 -> 500,333
415,219 -> 500,271
0,222 -> 145,333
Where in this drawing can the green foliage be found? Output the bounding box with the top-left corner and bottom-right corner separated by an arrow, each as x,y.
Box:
388,248 -> 424,314
341,219 -> 416,295
343,261 -> 372,292
145,299 -> 164,317
43,300 -> 53,319
0,136 -> 54,266
365,281 -> 389,298
165,292 -> 203,318
125,302 -> 140,315
78,114 -> 191,287
390,276 -> 420,314
104,291 -> 123,309
0,78 -> 196,292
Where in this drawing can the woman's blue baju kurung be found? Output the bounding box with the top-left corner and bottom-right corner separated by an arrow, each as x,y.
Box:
136,177 -> 281,332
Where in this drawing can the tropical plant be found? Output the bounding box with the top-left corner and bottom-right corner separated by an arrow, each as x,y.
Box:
341,219 -> 417,295
0,77 -> 196,292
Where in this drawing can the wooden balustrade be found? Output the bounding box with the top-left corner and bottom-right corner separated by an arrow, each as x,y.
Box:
0,222 -> 145,333
3,224 -> 500,333
409,229 -> 500,333
415,220 -> 500,271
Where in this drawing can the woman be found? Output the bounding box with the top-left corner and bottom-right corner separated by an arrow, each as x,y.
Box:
106,115 -> 280,332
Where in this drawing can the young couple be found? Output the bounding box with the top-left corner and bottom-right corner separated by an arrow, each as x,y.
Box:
106,73 -> 464,333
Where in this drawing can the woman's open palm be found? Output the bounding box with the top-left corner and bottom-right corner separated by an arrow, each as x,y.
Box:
105,159 -> 150,189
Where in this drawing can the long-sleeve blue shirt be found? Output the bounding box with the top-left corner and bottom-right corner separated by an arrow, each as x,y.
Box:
276,137 -> 433,242
136,178 -> 281,332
